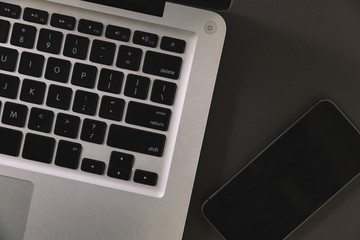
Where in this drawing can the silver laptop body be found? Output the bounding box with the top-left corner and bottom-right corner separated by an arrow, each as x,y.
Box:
0,0 -> 227,239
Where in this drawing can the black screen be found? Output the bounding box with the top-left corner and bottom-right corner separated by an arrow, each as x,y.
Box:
203,101 -> 360,240
81,0 -> 232,14
169,0 -> 232,11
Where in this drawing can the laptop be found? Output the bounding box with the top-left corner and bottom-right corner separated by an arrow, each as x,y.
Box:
0,0 -> 230,239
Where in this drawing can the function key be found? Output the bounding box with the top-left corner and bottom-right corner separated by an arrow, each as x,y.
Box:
105,25 -> 131,42
0,19 -> 10,43
23,7 -> 49,25
51,13 -> 76,30
160,37 -> 186,54
133,31 -> 158,48
78,19 -> 103,36
0,2 -> 21,19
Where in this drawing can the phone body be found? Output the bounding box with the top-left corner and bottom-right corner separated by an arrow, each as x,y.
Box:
202,100 -> 360,240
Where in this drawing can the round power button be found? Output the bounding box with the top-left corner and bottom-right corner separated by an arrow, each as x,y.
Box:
205,21 -> 217,34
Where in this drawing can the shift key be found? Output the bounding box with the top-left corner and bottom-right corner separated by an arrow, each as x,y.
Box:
107,125 -> 166,157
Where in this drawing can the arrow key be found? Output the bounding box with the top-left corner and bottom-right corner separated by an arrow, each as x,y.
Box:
134,170 -> 158,186
107,167 -> 132,181
81,158 -> 105,175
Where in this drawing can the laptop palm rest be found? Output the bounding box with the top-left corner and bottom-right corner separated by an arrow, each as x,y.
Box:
0,175 -> 34,240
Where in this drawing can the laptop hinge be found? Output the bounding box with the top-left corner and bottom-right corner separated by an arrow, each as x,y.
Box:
82,0 -> 166,17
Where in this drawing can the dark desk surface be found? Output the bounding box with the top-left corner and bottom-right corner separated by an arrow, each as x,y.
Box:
183,0 -> 360,239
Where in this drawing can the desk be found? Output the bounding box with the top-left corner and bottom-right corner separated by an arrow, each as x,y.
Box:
183,0 -> 360,239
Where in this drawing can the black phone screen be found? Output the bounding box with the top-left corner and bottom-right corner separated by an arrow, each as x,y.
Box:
202,100 -> 360,240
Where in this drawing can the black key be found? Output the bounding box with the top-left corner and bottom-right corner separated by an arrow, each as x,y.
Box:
54,113 -> 80,139
97,69 -> 123,94
78,19 -> 103,36
124,74 -> 150,100
45,57 -> 71,83
0,127 -> 22,157
99,96 -> 125,121
46,84 -> 72,110
18,52 -> 45,77
150,80 -> 177,105
0,73 -> 19,99
134,170 -> 158,186
107,125 -> 166,157
2,102 -> 28,127
0,2 -> 21,19
160,37 -> 186,54
81,158 -> 105,175
37,29 -> 63,54
80,119 -> 106,144
73,90 -> 99,116
23,8 -> 49,25
109,151 -> 134,169
63,34 -> 89,60
126,101 -> 171,131
71,63 -> 98,88
22,133 -> 55,164
0,19 -> 10,43
0,46 -> 18,72
55,140 -> 82,169
90,40 -> 115,65
10,23 -> 37,49
116,46 -> 142,71
107,167 -> 132,181
143,51 -> 182,80
105,25 -> 130,42
133,31 -> 158,48
50,13 -> 76,30
20,79 -> 46,104
28,108 -> 54,133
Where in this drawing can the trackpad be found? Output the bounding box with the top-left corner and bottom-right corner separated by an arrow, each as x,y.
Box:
0,175 -> 34,240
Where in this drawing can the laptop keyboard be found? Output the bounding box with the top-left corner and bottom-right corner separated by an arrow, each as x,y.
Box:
0,1 -> 190,197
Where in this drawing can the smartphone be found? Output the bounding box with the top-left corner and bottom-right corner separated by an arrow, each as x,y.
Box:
202,100 -> 360,240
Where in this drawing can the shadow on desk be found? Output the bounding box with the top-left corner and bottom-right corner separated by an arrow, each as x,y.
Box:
183,1 -> 360,239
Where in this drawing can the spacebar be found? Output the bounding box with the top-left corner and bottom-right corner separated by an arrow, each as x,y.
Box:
107,125 -> 166,157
